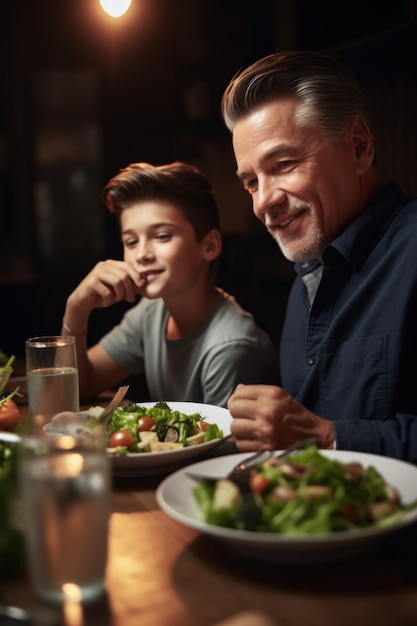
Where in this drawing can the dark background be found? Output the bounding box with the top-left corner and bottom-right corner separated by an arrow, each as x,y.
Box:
1,0 -> 417,368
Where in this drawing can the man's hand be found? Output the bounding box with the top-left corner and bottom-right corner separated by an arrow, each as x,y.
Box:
227,384 -> 335,451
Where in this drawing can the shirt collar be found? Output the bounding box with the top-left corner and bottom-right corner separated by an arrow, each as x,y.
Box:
295,182 -> 409,276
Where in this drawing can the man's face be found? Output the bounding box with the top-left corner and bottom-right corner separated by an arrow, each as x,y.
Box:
232,97 -> 366,262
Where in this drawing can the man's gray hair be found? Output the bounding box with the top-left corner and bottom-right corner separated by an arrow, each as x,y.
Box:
221,50 -> 375,145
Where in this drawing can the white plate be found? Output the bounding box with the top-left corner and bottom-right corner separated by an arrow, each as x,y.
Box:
156,450 -> 417,562
110,402 -> 232,476
0,431 -> 21,444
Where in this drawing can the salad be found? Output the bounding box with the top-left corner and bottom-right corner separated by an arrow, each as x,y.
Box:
0,440 -> 26,579
0,351 -> 14,393
0,352 -> 22,432
193,444 -> 417,535
89,402 -> 224,455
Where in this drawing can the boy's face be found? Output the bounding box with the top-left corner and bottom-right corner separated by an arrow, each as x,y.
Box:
120,200 -> 214,300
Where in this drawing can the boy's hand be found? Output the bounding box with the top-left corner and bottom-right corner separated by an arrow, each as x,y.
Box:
68,259 -> 144,313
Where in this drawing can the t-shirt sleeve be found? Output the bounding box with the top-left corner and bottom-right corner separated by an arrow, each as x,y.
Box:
99,300 -> 147,375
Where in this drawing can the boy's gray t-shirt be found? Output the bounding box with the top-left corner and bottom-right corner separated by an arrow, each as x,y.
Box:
99,289 -> 279,407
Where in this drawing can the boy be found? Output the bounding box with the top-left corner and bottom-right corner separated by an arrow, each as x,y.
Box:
61,161 -> 279,407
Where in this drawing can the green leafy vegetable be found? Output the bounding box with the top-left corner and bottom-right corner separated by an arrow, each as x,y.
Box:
0,442 -> 26,579
87,403 -> 224,454
0,353 -> 15,394
193,445 -> 417,536
204,423 -> 223,442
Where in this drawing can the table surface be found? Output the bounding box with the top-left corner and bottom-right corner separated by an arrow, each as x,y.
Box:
2,397 -> 417,626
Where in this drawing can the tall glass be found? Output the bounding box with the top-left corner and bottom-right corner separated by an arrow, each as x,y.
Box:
18,426 -> 110,604
25,336 -> 79,427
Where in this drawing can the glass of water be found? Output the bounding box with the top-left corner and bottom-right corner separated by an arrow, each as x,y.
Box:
25,336 -> 79,427
18,425 -> 110,604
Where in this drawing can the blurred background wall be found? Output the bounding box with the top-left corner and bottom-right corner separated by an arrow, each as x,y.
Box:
1,0 -> 416,365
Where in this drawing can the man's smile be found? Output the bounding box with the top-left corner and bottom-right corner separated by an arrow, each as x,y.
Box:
265,208 -> 306,233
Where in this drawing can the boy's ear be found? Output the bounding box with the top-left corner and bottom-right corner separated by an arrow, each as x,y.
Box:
203,229 -> 222,261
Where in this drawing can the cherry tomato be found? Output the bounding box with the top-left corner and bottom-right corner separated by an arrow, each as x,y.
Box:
338,504 -> 359,524
138,416 -> 155,432
199,420 -> 210,431
249,472 -> 270,494
0,397 -> 21,431
109,429 -> 134,448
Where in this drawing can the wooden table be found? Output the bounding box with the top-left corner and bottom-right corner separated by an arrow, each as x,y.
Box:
2,401 -> 417,626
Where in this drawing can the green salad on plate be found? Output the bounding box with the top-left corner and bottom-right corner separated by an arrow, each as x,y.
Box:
193,444 -> 417,535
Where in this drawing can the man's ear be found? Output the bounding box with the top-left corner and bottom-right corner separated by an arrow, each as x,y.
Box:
350,115 -> 375,174
203,229 -> 222,261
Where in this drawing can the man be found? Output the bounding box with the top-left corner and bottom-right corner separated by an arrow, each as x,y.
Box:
222,50 -> 417,462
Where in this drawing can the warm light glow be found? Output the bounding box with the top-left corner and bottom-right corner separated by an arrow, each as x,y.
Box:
62,584 -> 84,626
99,0 -> 132,18
50,451 -> 84,478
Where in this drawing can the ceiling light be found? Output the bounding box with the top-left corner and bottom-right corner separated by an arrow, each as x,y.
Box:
99,0 -> 132,18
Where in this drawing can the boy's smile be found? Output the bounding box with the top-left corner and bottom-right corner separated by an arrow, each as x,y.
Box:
120,199 -> 212,302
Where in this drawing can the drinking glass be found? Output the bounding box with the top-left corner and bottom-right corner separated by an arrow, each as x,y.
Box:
18,424 -> 110,604
25,336 -> 79,427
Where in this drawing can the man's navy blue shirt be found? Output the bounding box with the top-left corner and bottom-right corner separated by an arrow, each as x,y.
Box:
280,182 -> 417,463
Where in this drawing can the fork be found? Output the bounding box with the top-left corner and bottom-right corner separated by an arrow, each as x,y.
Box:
42,385 -> 130,437
98,385 -> 129,427
188,436 -> 319,490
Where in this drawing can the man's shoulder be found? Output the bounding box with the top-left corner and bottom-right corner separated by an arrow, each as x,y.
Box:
375,182 -> 417,221
398,196 -> 417,220
388,194 -> 417,240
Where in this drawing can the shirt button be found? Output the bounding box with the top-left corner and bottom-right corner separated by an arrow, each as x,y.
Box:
307,358 -> 315,366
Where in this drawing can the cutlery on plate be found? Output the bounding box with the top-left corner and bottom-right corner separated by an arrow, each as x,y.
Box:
43,385 -> 130,436
98,384 -> 130,426
187,436 -> 319,490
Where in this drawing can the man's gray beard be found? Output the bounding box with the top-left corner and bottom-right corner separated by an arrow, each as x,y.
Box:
267,215 -> 323,263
